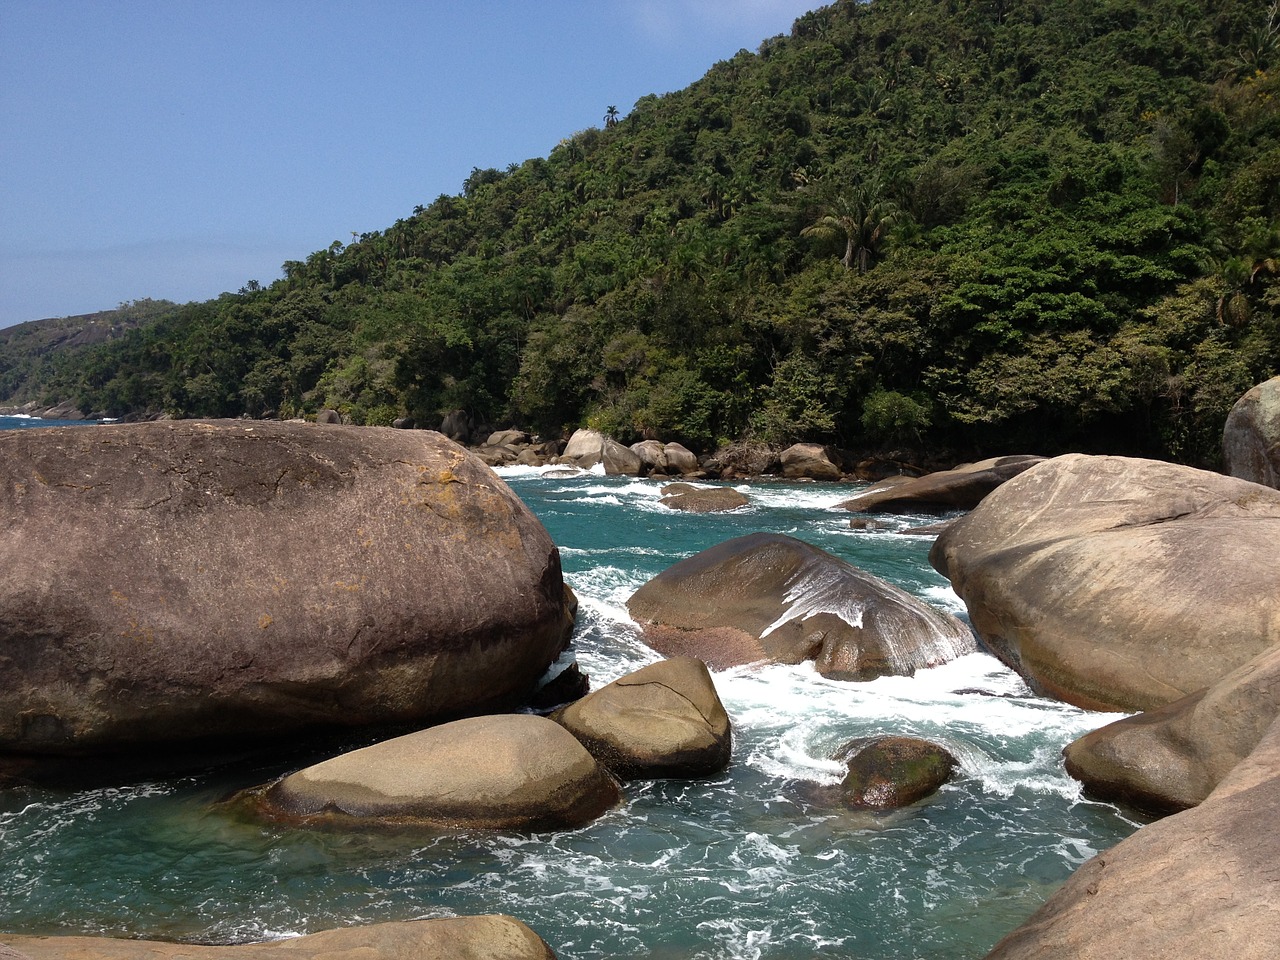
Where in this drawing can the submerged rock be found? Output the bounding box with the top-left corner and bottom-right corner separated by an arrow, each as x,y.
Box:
1223,374 -> 1280,488
253,714 -> 621,831
833,735 -> 956,808
841,455 -> 1043,513
659,483 -> 749,513
627,533 -> 974,680
0,421 -> 574,756
1064,644 -> 1280,814
931,454 -> 1280,712
0,916 -> 558,960
556,657 -> 731,780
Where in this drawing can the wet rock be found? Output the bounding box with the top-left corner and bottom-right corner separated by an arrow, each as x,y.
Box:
628,533 -> 974,681
931,454 -> 1280,712
659,483 -> 749,513
841,455 -> 1043,513
556,657 -> 731,780
1064,644 -> 1280,814
1,916 -> 558,960
1223,375 -> 1280,488
0,421 -> 574,756
530,662 -> 591,712
833,735 -> 956,808
253,714 -> 620,831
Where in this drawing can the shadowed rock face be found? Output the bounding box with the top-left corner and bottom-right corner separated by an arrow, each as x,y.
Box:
0,915 -> 558,960
556,657 -> 732,780
931,454 -> 1280,712
0,421 -> 574,755
627,533 -> 974,681
253,714 -> 621,831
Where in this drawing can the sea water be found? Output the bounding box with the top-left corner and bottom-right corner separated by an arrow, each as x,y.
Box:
0,445 -> 1141,959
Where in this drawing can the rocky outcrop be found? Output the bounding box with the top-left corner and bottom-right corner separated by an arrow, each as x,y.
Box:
627,533 -> 974,680
1223,375 -> 1280,488
985,718 -> 1280,960
930,454 -> 1280,712
252,714 -> 620,831
780,443 -> 847,480
658,483 -> 749,513
832,735 -> 956,808
1064,643 -> 1280,813
0,421 -> 574,755
841,455 -> 1043,513
1,916 -> 558,960
555,657 -> 731,780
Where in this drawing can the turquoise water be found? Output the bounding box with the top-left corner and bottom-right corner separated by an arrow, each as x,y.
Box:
0,454 -> 1140,959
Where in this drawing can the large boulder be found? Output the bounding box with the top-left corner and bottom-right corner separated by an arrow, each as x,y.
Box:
930,454 -> 1280,712
985,718 -> 1280,960
602,438 -> 644,476
627,533 -> 975,680
1064,643 -> 1280,813
664,442 -> 699,475
630,440 -> 669,473
841,455 -> 1043,513
555,657 -> 731,780
562,428 -> 606,466
252,714 -> 620,831
1223,375 -> 1280,488
780,443 -> 846,481
0,421 -> 575,755
832,735 -> 956,808
1,916 -> 557,960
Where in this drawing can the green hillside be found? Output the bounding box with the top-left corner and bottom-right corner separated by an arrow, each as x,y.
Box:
8,0 -> 1278,466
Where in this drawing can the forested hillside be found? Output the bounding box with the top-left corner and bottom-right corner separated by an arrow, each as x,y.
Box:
7,0 -> 1278,466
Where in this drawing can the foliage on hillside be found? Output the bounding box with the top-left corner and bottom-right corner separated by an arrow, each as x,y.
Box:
7,0 -> 1278,466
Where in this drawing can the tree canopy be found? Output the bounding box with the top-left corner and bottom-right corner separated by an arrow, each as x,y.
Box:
5,0 -> 1278,468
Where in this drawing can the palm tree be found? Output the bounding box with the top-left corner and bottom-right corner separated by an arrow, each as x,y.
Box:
604,105 -> 620,128
802,177 -> 900,273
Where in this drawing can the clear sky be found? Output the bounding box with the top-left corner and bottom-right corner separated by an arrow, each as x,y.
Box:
0,0 -> 821,328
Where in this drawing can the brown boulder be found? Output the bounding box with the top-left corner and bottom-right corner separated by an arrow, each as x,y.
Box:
562,428 -> 605,467
832,735 -> 956,808
556,657 -> 731,779
930,454 -> 1280,712
659,483 -> 749,513
252,714 -> 620,831
1223,375 -> 1280,488
627,533 -> 974,680
985,719 -> 1280,960
602,438 -> 644,476
1064,643 -> 1280,814
841,455 -> 1043,513
664,442 -> 699,475
0,421 -> 574,755
1,916 -> 557,960
780,443 -> 846,480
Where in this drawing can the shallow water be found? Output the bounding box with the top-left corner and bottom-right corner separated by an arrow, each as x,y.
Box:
0,467 -> 1139,959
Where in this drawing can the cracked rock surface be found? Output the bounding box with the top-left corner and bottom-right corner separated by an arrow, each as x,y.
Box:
0,420 -> 574,759
930,453 -> 1280,712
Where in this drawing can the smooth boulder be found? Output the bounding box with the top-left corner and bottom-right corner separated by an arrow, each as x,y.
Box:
627,533 -> 974,680
985,718 -> 1280,960
0,421 -> 574,754
1223,374 -> 1280,488
833,735 -> 956,808
602,438 -> 644,476
841,455 -> 1043,513
931,454 -> 1280,712
562,428 -> 606,467
659,483 -> 749,513
780,443 -> 846,480
556,657 -> 731,779
253,714 -> 620,830
1064,643 -> 1280,813
1,916 -> 557,960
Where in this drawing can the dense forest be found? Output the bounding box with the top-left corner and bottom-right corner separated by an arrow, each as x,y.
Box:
3,0 -> 1277,467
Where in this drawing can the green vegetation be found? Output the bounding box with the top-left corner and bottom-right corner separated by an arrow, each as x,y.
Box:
5,0 -> 1278,467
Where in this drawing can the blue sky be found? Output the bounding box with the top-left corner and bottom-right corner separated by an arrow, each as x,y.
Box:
0,1 -> 820,328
